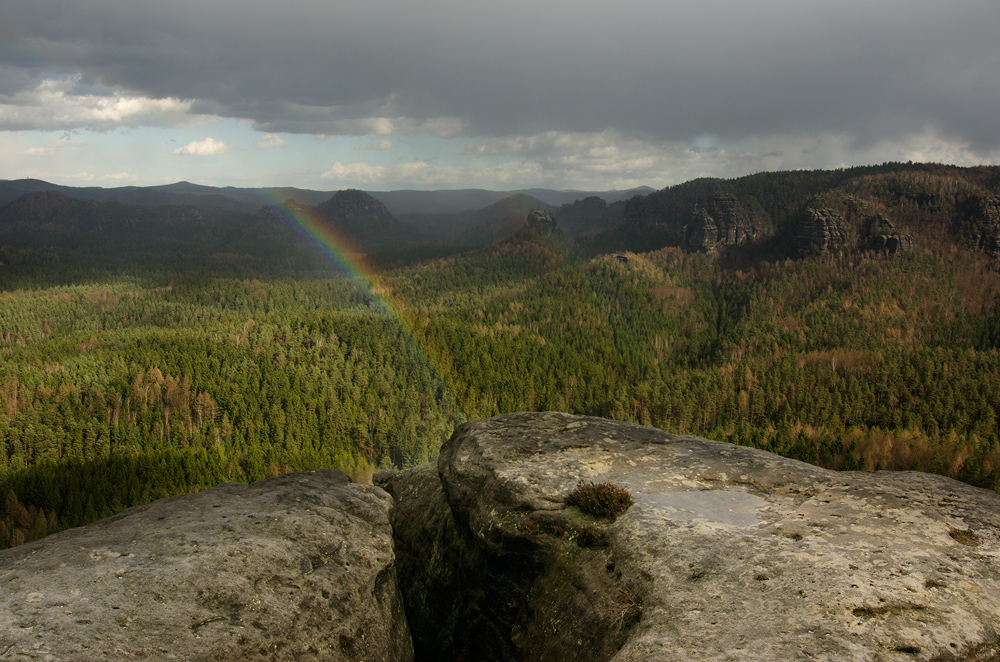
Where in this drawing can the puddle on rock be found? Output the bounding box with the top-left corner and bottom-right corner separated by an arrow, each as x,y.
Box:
639,490 -> 767,527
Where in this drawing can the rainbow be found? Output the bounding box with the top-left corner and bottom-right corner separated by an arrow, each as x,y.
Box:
251,191 -> 466,416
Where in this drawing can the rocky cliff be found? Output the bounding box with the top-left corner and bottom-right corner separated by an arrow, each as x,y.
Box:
961,196 -> 1000,257
685,193 -> 760,253
797,207 -> 852,256
620,191 -> 762,254
866,214 -> 916,254
6,414 -> 1000,661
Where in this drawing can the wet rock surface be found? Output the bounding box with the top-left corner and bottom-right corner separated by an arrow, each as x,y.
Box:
0,469 -> 412,661
385,412 -> 1000,662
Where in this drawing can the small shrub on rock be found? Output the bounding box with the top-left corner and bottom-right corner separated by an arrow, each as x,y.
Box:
575,525 -> 606,548
566,481 -> 633,519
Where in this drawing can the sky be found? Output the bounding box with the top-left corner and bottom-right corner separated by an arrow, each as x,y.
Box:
1,0 -> 999,192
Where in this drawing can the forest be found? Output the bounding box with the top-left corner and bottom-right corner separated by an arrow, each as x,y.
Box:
2,162 -> 1000,549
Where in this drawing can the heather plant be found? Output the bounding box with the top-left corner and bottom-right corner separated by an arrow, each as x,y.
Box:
566,481 -> 633,519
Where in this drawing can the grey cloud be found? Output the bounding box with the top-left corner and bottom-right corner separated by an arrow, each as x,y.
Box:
3,0 -> 1000,150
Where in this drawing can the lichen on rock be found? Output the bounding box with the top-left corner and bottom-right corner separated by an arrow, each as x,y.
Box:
0,469 -> 412,662
384,412 -> 1000,662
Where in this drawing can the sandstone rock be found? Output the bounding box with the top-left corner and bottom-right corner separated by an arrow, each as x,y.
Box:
685,193 -> 759,253
865,214 -> 915,254
387,412 -> 1000,662
0,470 -> 412,661
966,197 -> 1000,257
869,232 -> 916,254
798,207 -> 851,256
375,464 -> 492,661
526,208 -> 558,236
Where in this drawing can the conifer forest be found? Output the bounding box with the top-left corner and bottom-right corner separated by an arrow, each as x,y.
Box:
3,162 -> 1000,549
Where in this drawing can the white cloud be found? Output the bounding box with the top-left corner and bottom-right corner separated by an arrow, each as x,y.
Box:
173,137 -> 233,156
254,134 -> 286,150
321,161 -> 387,183
457,127 -> 1000,191
0,77 -> 203,132
355,138 -> 394,151
22,136 -> 81,156
320,159 -> 548,189
65,171 -> 141,183
309,116 -> 464,140
316,127 -> 1000,191
101,172 -> 140,182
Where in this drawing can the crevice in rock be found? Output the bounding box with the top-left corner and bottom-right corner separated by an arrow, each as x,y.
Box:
376,464 -> 643,662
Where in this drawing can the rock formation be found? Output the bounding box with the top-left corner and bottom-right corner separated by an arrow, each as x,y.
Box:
866,214 -> 916,254
962,196 -> 1000,257
797,207 -> 851,256
380,412 -> 1000,662
685,193 -> 759,253
526,208 -> 558,236
7,414 -> 1000,661
0,470 -> 412,661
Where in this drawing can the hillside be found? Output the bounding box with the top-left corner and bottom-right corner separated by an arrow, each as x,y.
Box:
595,163 -> 1000,262
315,189 -> 429,252
400,194 -> 553,246
2,162 -> 1000,551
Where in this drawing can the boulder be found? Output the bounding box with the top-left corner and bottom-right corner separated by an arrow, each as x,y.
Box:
0,469 -> 412,661
382,412 -> 1000,662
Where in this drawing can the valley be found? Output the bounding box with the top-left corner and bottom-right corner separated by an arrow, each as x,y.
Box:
2,162 -> 1000,549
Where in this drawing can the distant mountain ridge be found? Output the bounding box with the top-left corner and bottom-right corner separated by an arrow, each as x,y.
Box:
0,179 -> 652,217
399,193 -> 553,246
0,180 -> 647,262
6,164 -> 1000,277
315,189 -> 427,252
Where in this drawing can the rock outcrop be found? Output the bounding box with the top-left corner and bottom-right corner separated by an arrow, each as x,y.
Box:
685,193 -> 759,253
0,470 -> 412,661
866,214 -> 916,254
797,207 -> 852,256
526,208 -> 558,236
380,412 -> 1000,662
959,196 -> 1000,257
8,414 -> 1000,661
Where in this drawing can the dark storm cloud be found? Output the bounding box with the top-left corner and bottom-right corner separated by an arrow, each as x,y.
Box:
4,0 -> 999,147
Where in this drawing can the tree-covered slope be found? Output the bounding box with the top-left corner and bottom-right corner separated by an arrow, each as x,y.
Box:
3,163 -> 1000,550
